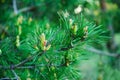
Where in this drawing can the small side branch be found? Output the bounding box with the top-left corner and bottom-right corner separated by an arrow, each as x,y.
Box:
11,69 -> 19,80
0,51 -> 44,69
13,0 -> 18,14
0,77 -> 17,80
13,1 -> 51,15
13,52 -> 44,69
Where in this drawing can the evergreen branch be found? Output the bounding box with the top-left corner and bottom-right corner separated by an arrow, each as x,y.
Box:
0,63 -> 65,70
12,52 -> 44,69
17,64 -> 64,69
0,77 -> 17,80
85,46 -> 120,57
14,64 -> 45,69
11,69 -> 19,80
0,51 -> 45,69
0,45 -> 119,70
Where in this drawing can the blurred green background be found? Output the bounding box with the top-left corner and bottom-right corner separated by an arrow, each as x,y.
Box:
0,0 -> 120,80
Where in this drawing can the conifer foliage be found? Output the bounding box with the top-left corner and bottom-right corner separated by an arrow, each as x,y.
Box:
0,12 -> 104,80
2,0 -> 120,80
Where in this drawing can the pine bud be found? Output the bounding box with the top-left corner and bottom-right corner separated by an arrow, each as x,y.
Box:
18,26 -> 22,35
83,26 -> 88,38
43,40 -> 47,46
40,33 -> 51,51
40,33 -> 45,44
83,26 -> 88,32
40,45 -> 44,51
71,24 -> 78,35
16,35 -> 20,47
17,16 -> 23,25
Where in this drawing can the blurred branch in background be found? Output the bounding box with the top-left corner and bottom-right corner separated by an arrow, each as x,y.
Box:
85,46 -> 120,57
13,0 -> 18,14
12,0 -> 51,15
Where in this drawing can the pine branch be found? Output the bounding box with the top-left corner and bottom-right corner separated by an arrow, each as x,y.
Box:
14,63 -> 65,69
0,77 -> 17,80
11,69 -> 19,80
0,45 -> 119,70
0,51 -> 45,69
14,64 -> 45,69
0,63 -> 65,70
